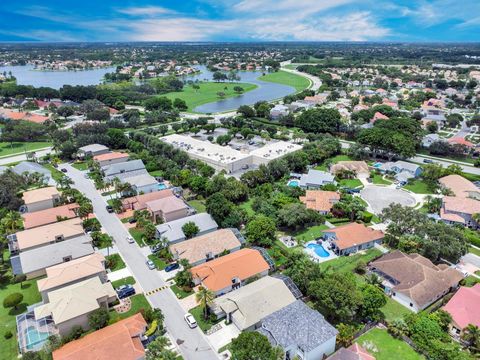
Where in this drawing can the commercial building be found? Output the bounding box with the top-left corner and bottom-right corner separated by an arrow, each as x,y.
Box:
161,134 -> 301,173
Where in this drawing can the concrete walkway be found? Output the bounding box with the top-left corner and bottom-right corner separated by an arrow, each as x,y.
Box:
107,268 -> 132,282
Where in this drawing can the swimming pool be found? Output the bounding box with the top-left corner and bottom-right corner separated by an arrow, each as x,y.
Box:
306,243 -> 330,258
158,183 -> 167,190
25,326 -> 50,350
287,180 -> 299,187
373,162 -> 383,169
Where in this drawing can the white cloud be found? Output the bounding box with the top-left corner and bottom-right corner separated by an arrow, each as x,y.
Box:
116,6 -> 174,16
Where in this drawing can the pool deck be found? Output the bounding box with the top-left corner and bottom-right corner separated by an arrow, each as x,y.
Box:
304,240 -> 338,264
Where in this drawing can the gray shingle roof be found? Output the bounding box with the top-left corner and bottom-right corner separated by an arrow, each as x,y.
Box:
103,159 -> 146,177
155,213 -> 218,244
258,300 -> 338,353
12,235 -> 94,275
299,169 -> 335,187
12,162 -> 55,185
78,144 -> 109,153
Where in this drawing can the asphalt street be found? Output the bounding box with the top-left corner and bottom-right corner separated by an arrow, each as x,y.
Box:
62,164 -> 219,360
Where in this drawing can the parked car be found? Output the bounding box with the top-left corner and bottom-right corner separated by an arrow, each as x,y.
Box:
146,260 -> 156,270
150,244 -> 163,253
116,284 -> 135,299
60,168 -> 67,173
106,205 -> 114,213
165,262 -> 180,272
128,218 -> 137,224
184,313 -> 197,328
423,159 -> 433,164
127,236 -> 135,244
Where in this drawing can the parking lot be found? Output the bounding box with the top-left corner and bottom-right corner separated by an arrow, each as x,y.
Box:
360,185 -> 417,214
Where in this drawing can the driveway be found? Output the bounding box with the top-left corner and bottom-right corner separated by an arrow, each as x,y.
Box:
360,185 -> 416,214
62,164 -> 219,360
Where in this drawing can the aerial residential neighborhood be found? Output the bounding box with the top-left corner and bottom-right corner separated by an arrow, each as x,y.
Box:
0,2 -> 480,360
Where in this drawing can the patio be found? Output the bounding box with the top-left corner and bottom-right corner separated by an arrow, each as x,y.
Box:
303,240 -> 338,264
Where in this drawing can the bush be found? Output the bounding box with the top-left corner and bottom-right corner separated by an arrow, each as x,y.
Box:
355,260 -> 367,274
361,211 -> 374,223
63,325 -> 84,343
3,293 -> 23,309
4,330 -> 13,339
88,308 -> 110,330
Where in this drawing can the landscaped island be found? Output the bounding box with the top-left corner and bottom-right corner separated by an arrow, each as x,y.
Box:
164,81 -> 257,112
258,70 -> 311,92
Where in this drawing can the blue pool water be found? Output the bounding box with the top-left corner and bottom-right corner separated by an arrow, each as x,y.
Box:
288,180 -> 299,187
373,162 -> 383,168
158,183 -> 167,190
307,243 -> 330,258
25,326 -> 50,350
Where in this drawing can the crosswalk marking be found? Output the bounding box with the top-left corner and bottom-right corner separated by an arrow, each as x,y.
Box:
145,285 -> 169,296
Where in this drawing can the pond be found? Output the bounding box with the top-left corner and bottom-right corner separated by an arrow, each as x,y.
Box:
180,65 -> 296,113
0,64 -> 116,89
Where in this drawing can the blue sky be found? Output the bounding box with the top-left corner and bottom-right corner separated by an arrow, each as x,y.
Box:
0,0 -> 479,42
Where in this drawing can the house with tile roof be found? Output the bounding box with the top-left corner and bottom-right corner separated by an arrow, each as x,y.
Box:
443,284 -> 480,337
438,175 -> 480,228
258,300 -> 338,360
34,277 -> 116,337
369,250 -> 463,312
298,169 -> 336,189
10,235 -> 94,279
169,228 -> 243,266
300,190 -> 340,215
22,203 -> 79,229
327,343 -> 375,360
22,186 -> 60,212
52,313 -> 147,360
93,151 -> 129,167
146,195 -> 189,222
330,161 -> 369,177
77,144 -> 109,159
323,223 -> 384,256
190,248 -> 270,295
37,253 -> 107,302
212,276 -> 296,331
121,189 -> 174,212
8,217 -> 85,254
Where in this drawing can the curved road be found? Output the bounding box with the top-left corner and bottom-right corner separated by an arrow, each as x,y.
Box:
62,164 -> 219,360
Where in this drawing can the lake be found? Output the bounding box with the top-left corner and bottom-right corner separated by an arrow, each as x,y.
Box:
180,65 -> 296,113
0,65 -> 116,89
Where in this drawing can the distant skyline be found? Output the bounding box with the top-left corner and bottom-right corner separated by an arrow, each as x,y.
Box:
0,0 -> 479,43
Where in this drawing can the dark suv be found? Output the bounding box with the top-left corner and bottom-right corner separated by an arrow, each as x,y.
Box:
116,284 -> 135,299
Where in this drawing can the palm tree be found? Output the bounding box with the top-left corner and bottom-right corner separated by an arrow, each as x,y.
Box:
104,235 -> 113,257
1,211 -> 22,234
462,324 -> 480,354
58,176 -> 73,190
195,286 -> 215,320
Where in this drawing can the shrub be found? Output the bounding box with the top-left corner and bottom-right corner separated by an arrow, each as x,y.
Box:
63,325 -> 84,343
361,211 -> 373,223
4,330 -> 13,339
3,293 -> 24,309
355,260 -> 367,274
88,308 -> 110,330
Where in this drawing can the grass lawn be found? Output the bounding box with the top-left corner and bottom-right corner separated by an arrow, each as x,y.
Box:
469,246 -> 480,257
288,224 -> 329,244
0,279 -> 42,359
189,305 -> 222,332
106,254 -> 126,271
403,180 -> 432,194
319,248 -> 382,273
43,163 -> 66,182
164,82 -> 257,112
356,328 -> 423,360
129,228 -> 146,247
71,161 -> 89,171
148,170 -> 163,177
111,276 -> 136,289
381,297 -> 413,323
0,141 -> 51,158
258,70 -> 311,92
170,284 -> 194,299
239,198 -> 256,217
188,199 -> 206,213
464,275 -> 480,287
339,178 -> 364,189
109,294 -> 151,323
371,174 -> 392,185
147,254 -> 167,270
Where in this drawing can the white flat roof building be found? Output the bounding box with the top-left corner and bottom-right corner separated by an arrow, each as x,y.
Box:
161,134 -> 301,173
